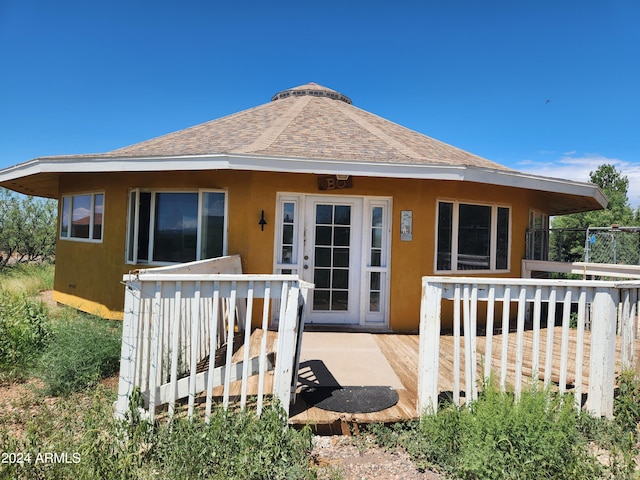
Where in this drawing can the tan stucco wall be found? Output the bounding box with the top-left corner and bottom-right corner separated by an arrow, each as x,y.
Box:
54,170 -> 552,330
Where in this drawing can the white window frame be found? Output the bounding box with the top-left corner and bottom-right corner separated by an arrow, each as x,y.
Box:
360,197 -> 392,324
528,209 -> 549,261
435,199 -> 511,273
59,191 -> 104,243
273,194 -> 303,275
126,188 -> 228,265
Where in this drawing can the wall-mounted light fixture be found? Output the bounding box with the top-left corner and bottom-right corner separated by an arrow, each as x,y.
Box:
336,174 -> 350,181
259,210 -> 267,231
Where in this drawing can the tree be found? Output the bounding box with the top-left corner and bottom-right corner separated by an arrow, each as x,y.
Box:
0,188 -> 57,269
551,164 -> 638,263
553,164 -> 636,229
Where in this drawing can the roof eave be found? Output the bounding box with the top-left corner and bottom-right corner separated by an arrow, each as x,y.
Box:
0,153 -> 607,214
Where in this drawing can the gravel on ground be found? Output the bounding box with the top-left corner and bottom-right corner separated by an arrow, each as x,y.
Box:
311,434 -> 444,480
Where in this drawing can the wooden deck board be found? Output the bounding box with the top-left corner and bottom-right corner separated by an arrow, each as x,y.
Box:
175,327 -> 638,428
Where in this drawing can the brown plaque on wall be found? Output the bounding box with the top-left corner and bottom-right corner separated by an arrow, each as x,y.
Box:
317,175 -> 353,191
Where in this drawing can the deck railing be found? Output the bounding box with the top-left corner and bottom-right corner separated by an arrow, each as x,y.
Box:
114,258 -> 312,422
418,277 -> 640,418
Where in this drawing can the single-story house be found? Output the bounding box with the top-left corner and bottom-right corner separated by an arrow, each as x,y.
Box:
0,82 -> 606,331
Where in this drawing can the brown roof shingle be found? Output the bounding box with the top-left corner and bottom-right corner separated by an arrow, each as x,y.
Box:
107,82 -> 509,171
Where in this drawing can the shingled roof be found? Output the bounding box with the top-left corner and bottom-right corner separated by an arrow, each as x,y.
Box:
0,82 -> 607,214
106,82 -> 507,170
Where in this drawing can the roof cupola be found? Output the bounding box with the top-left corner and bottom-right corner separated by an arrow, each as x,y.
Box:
271,82 -> 352,104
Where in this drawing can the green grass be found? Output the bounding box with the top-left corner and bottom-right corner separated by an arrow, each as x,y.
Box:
0,262 -> 54,296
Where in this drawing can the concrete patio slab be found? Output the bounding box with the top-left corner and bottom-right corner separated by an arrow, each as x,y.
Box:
298,332 -> 404,390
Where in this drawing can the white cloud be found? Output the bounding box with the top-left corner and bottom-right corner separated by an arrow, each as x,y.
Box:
517,154 -> 640,209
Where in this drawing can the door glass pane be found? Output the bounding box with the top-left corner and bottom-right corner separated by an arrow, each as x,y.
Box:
371,228 -> 382,248
315,226 -> 332,245
369,292 -> 380,312
333,227 -> 350,246
282,224 -> 294,244
332,269 -> 349,289
333,248 -> 349,267
314,269 -> 330,289
316,204 -> 333,224
372,207 -> 383,227
370,271 -> 380,290
369,271 -> 382,313
283,202 -> 295,223
313,290 -> 330,310
315,247 -> 331,267
332,291 -> 348,311
281,246 -> 293,263
334,205 -> 351,225
280,201 -> 296,265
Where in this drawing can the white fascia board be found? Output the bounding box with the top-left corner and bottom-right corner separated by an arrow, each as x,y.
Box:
227,154 -> 467,180
0,153 -> 606,207
0,155 -> 230,178
463,166 -> 608,207
0,153 -> 465,181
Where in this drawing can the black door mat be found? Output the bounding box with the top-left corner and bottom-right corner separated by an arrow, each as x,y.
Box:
300,386 -> 399,413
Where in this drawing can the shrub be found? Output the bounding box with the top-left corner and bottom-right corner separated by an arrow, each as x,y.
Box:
0,291 -> 51,380
614,369 -> 640,434
38,315 -> 122,396
369,384 -> 604,479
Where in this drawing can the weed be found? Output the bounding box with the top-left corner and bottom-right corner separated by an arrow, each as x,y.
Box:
614,369 -> 640,434
0,291 -> 52,380
1,386 -> 316,480
369,383 -> 607,479
38,315 -> 122,396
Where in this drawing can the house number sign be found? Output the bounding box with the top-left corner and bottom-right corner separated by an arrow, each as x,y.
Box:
317,175 -> 353,191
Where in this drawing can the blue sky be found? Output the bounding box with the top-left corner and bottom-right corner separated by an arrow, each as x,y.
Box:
2,1 -> 639,204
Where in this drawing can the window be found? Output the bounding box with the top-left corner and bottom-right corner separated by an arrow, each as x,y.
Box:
527,210 -> 549,260
436,201 -> 510,272
127,189 -> 227,264
60,192 -> 104,241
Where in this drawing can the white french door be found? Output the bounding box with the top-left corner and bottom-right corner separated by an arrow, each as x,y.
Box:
274,193 -> 391,327
303,196 -> 362,323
